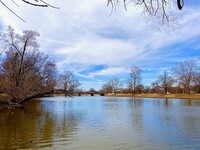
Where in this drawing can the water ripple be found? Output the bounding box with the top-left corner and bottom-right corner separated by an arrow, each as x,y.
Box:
1,97 -> 200,149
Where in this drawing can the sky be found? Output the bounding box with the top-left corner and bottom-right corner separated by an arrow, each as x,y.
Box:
0,0 -> 200,90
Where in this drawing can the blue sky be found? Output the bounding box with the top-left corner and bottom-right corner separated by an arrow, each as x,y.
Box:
0,0 -> 200,90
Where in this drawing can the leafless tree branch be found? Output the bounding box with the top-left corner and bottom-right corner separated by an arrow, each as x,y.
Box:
22,0 -> 48,7
11,0 -> 20,7
40,0 -> 59,9
0,0 -> 59,22
0,0 -> 25,22
107,0 -> 183,26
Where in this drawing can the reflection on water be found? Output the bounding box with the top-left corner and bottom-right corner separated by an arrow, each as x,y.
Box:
1,96 -> 200,149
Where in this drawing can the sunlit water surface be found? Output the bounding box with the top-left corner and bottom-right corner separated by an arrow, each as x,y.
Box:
1,96 -> 200,150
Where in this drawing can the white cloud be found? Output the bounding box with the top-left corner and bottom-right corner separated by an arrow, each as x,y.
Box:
54,36 -> 143,67
88,67 -> 129,77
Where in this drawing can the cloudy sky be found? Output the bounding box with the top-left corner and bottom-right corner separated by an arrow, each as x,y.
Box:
0,0 -> 200,90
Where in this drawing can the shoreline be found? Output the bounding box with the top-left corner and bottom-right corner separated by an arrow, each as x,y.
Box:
105,93 -> 200,100
1,93 -> 200,108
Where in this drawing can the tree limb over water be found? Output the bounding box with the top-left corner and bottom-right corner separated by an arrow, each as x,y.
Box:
0,26 -> 81,105
0,26 -> 57,104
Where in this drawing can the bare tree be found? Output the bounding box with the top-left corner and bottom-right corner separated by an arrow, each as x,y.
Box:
0,26 -> 57,104
100,82 -> 113,93
192,72 -> 200,93
107,0 -> 184,25
173,60 -> 197,94
135,84 -> 144,94
129,66 -> 142,94
154,70 -> 174,94
109,78 -> 122,94
127,78 -> 133,93
151,81 -> 161,93
59,71 -> 81,97
100,78 -> 122,94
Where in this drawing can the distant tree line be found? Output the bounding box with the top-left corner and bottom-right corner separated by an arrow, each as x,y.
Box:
0,26 -> 80,104
100,59 -> 200,95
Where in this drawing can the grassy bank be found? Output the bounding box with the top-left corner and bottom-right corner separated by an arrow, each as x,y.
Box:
105,93 -> 200,100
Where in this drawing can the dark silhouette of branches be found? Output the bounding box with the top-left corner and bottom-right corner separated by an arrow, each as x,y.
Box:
22,0 -> 48,7
40,0 -> 59,9
177,0 -> 184,10
1,0 -> 185,25
0,0 -> 25,22
0,0 -> 59,22
107,0 -> 185,25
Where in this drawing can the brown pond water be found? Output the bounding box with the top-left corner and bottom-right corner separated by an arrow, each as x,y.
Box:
1,96 -> 200,150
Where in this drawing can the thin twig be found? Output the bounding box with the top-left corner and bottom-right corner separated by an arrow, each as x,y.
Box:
40,0 -> 59,9
11,0 -> 20,7
0,0 -> 25,22
22,0 -> 48,7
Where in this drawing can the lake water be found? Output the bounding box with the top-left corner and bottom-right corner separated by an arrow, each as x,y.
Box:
1,96 -> 200,150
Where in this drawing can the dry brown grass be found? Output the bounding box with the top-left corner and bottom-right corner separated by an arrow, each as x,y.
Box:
105,93 -> 200,100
